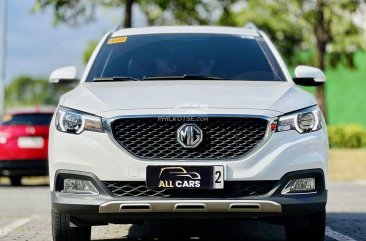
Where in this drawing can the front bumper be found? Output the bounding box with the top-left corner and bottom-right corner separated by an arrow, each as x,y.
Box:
52,169 -> 327,224
49,123 -> 329,191
0,160 -> 48,176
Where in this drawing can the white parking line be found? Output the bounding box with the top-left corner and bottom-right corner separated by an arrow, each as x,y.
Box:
352,180 -> 366,186
326,226 -> 357,241
0,215 -> 39,238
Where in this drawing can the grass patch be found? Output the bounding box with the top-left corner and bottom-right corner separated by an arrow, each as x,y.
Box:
329,148 -> 366,181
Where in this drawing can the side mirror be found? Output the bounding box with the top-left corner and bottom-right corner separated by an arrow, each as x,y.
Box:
49,66 -> 79,84
293,65 -> 326,86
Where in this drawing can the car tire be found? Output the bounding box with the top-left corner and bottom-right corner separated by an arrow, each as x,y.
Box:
10,176 -> 22,186
52,209 -> 91,241
285,210 -> 326,241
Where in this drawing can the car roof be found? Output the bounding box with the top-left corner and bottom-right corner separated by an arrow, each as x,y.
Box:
112,26 -> 260,38
5,107 -> 55,116
7,112 -> 54,115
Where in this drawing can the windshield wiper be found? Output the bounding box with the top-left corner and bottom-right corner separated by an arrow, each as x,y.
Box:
93,76 -> 140,82
143,74 -> 229,80
93,75 -> 228,82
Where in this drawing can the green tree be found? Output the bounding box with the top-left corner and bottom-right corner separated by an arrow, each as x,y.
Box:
216,0 -> 240,26
5,76 -> 71,108
139,0 -> 211,26
39,0 -> 212,64
34,0 -> 212,64
83,40 -> 98,65
33,0 -> 133,28
33,0 -> 211,28
233,0 -> 365,120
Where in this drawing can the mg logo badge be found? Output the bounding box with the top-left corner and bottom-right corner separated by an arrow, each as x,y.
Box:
177,124 -> 203,148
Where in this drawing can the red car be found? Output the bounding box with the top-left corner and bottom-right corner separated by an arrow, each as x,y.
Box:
0,111 -> 53,185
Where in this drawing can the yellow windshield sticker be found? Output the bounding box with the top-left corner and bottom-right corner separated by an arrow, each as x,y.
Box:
107,36 -> 128,44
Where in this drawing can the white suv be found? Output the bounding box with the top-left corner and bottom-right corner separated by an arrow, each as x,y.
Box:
49,26 -> 328,241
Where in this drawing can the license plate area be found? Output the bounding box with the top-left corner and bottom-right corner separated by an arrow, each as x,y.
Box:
146,166 -> 224,190
17,137 -> 44,149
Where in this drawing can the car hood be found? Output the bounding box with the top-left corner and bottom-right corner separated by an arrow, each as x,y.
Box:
61,81 -> 316,117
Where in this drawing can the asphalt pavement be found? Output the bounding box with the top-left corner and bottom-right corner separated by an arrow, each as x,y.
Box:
0,181 -> 365,241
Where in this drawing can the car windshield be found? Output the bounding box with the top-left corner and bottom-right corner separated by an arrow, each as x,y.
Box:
87,34 -> 286,82
1,113 -> 53,126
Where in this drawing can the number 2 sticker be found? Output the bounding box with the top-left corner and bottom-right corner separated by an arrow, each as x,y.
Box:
213,166 -> 224,189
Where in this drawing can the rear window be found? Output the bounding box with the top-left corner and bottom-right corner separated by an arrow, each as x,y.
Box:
87,33 -> 286,82
1,113 -> 53,126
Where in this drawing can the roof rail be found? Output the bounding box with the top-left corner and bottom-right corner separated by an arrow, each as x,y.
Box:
115,25 -> 122,31
243,22 -> 259,31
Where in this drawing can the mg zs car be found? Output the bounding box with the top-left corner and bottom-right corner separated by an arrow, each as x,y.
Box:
48,26 -> 328,241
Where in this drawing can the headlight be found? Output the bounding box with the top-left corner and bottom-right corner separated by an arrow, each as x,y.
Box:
56,106 -> 103,134
277,106 -> 322,134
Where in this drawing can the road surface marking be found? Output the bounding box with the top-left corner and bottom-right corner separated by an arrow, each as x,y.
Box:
0,215 -> 39,238
326,226 -> 357,241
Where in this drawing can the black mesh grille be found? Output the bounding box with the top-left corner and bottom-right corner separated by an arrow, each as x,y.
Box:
111,117 -> 268,159
103,181 -> 278,198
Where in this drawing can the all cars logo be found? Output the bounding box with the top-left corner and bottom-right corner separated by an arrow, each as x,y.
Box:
158,167 -> 201,188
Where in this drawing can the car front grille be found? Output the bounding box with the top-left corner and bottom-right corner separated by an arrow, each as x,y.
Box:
102,181 -> 278,198
110,117 -> 268,159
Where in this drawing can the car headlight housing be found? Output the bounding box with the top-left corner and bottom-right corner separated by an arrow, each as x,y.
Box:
277,106 -> 322,134
56,106 -> 103,134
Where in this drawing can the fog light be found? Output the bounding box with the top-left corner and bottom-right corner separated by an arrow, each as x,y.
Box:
62,178 -> 99,195
281,178 -> 316,194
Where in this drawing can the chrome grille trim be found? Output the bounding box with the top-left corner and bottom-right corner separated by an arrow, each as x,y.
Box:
104,115 -> 273,160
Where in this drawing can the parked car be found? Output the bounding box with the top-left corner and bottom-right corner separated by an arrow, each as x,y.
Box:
49,26 -> 328,241
0,110 -> 53,185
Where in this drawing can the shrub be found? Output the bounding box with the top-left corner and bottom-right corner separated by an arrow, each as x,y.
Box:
328,124 -> 366,148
